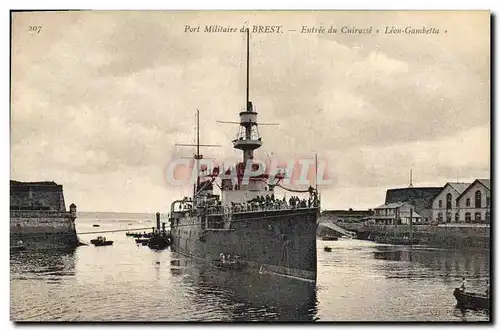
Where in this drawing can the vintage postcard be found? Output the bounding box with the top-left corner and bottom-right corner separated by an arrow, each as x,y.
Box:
10,10 -> 490,322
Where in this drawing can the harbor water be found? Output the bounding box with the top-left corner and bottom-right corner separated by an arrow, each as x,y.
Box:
10,216 -> 490,322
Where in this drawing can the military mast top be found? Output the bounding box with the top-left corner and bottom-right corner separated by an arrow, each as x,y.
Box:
232,28 -> 262,166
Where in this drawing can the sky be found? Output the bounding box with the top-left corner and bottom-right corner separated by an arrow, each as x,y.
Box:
11,11 -> 490,212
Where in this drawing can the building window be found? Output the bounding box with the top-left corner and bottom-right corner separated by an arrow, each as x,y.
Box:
446,193 -> 452,209
465,212 -> 471,222
438,212 -> 443,223
475,191 -> 482,208
486,197 -> 490,207
486,212 -> 490,223
456,199 -> 459,207
466,198 -> 470,207
438,200 -> 442,208
455,213 -> 459,223
474,212 -> 481,223
446,211 -> 451,223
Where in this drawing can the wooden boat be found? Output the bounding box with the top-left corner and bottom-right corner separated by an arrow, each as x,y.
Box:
322,235 -> 338,241
11,245 -> 26,252
91,236 -> 113,246
148,236 -> 170,250
324,246 -> 332,252
453,288 -> 490,310
93,224 -> 100,227
141,240 -> 149,246
135,238 -> 149,244
389,236 -> 420,245
211,259 -> 244,270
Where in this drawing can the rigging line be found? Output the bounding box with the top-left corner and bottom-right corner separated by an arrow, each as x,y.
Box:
12,227 -> 172,239
193,176 -> 217,198
76,227 -> 159,235
275,183 -> 313,193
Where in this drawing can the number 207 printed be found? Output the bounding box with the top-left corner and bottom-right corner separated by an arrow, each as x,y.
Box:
28,26 -> 42,34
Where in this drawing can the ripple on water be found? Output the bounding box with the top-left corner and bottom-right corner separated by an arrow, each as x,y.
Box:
10,230 -> 491,322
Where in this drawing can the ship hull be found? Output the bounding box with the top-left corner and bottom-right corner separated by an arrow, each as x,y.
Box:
171,207 -> 318,282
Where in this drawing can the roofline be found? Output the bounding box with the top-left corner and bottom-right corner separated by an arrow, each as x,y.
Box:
432,182 -> 472,203
375,202 -> 407,209
386,187 -> 443,190
456,179 -> 490,200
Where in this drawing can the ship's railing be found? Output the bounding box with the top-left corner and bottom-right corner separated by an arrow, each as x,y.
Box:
10,210 -> 75,219
205,200 -> 319,216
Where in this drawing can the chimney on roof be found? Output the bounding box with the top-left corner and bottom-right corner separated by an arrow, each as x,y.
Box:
409,169 -> 413,188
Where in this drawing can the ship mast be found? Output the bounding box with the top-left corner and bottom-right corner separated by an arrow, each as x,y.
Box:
232,29 -> 262,166
216,30 -> 278,188
175,109 -> 220,199
196,109 -> 200,190
246,27 -> 250,112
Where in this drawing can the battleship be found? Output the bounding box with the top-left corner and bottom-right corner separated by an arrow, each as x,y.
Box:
169,30 -> 320,282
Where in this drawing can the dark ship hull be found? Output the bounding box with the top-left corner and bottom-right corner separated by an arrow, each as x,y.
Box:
170,207 -> 318,282
170,30 -> 320,283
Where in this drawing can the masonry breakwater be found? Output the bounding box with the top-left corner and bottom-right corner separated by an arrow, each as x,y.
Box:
10,181 -> 80,250
357,224 -> 490,250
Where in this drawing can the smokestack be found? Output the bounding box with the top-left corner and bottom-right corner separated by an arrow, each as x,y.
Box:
156,212 -> 161,233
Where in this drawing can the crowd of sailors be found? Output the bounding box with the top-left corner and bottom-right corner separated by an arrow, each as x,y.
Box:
205,193 -> 319,215
175,190 -> 319,215
219,253 -> 240,263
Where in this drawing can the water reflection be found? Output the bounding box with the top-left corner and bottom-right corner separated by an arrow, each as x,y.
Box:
10,230 -> 490,322
371,245 -> 490,292
178,256 -> 318,321
10,249 -> 76,282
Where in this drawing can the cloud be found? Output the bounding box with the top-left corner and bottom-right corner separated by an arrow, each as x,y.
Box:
10,11 -> 490,212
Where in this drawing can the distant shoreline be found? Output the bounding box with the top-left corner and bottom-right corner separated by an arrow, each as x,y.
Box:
76,211 -> 167,220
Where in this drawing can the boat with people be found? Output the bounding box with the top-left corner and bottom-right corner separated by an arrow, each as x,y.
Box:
11,240 -> 26,252
91,236 -> 113,246
453,288 -> 490,310
211,253 -> 245,270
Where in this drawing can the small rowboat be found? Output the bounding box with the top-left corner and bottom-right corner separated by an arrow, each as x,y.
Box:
324,246 -> 332,252
91,236 -> 113,246
453,288 -> 490,310
211,257 -> 245,270
11,245 -> 26,252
